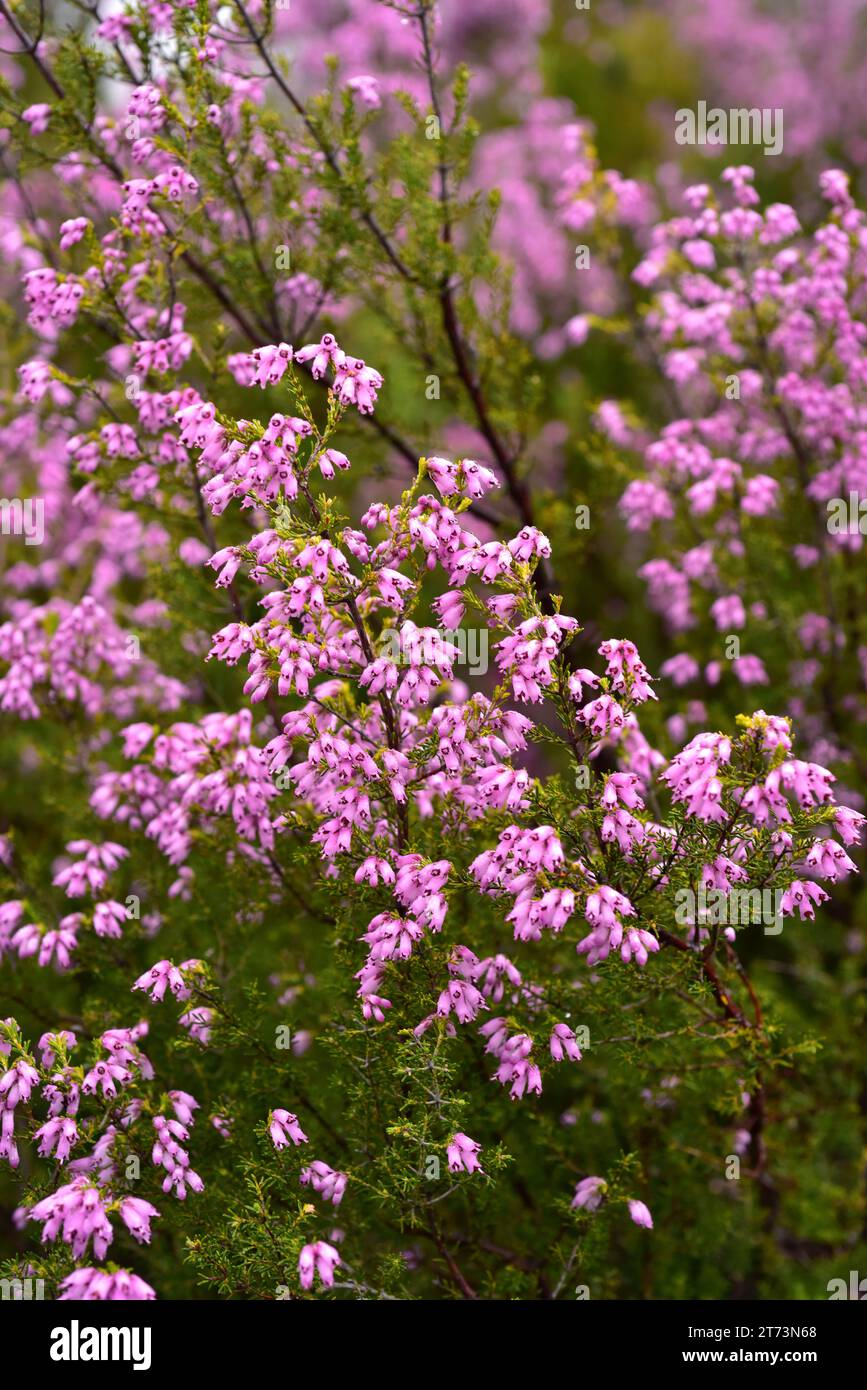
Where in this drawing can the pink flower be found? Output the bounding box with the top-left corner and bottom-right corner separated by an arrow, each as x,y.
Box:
300,1161 -> 348,1206
779,880 -> 829,920
168,1090 -> 200,1126
437,978 -> 486,1024
269,1109 -> 308,1149
59,217 -> 89,250
571,1176 -> 606,1211
151,1116 -> 204,1200
37,1030 -> 75,1068
294,333 -> 340,380
347,75 -> 381,108
550,1023 -> 582,1063
250,341 -> 294,387
133,959 -> 193,1003
709,594 -> 746,632
834,807 -> 866,846
298,1239 -> 341,1290
332,354 -> 383,413
119,1196 -> 160,1243
22,103 -> 51,134
598,638 -> 657,703
34,1117 -> 78,1163
59,1268 -> 156,1300
577,694 -> 626,737
82,1058 -> 131,1099
28,1179 -> 114,1259
354,856 -> 396,887
628,1199 -> 653,1230
0,1059 -> 39,1108
804,839 -> 857,883
446,1132 -> 484,1175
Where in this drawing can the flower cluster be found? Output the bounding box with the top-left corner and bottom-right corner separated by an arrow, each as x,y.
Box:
1,0 -> 865,1307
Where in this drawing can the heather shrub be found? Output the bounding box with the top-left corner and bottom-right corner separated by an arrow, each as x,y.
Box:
1,0 -> 866,1302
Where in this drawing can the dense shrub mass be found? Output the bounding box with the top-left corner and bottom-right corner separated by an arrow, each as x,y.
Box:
1,0 -> 866,1301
